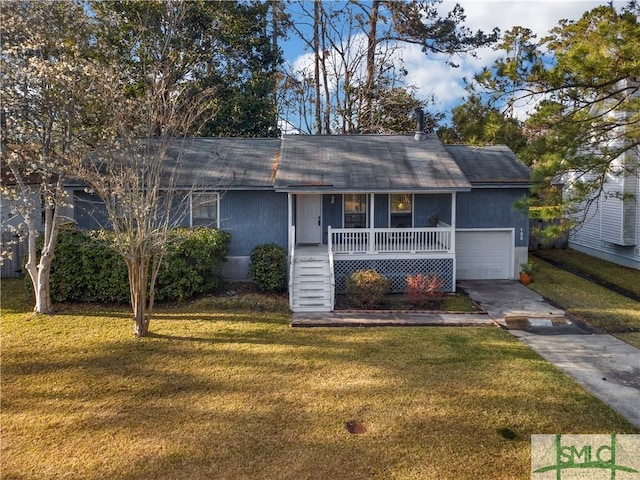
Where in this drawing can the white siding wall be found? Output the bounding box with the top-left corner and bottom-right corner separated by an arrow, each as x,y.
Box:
569,150 -> 640,269
566,82 -> 640,269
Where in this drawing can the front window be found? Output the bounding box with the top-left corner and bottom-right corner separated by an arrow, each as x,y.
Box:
344,194 -> 367,228
390,194 -> 412,228
191,192 -> 219,227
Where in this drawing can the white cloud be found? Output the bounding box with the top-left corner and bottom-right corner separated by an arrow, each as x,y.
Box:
401,1 -> 626,114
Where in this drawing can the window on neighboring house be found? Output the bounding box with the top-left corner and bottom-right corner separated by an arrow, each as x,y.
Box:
344,194 -> 367,228
390,194 -> 412,228
191,192 -> 219,227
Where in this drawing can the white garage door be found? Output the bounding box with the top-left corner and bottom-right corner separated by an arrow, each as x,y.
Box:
456,230 -> 513,280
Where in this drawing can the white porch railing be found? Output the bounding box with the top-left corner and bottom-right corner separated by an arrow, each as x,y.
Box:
328,225 -> 453,255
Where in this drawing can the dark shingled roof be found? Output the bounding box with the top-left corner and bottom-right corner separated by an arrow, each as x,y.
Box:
443,145 -> 531,186
66,137 -> 281,190
165,137 -> 281,189
275,134 -> 471,192
68,137 -> 529,191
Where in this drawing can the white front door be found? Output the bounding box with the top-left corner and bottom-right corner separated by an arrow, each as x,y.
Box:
296,194 -> 322,244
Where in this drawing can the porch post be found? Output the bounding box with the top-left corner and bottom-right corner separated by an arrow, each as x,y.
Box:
451,191 -> 457,292
369,193 -> 375,254
288,193 -> 293,247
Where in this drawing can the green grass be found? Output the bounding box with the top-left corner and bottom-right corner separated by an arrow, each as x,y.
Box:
2,279 -> 637,480
535,249 -> 640,297
528,252 -> 640,348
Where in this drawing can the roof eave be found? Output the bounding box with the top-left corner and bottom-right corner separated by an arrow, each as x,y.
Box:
274,186 -> 472,193
469,182 -> 532,189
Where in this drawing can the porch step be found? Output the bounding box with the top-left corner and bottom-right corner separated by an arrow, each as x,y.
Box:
291,254 -> 332,312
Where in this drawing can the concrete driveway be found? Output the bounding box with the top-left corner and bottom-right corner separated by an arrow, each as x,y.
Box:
460,280 -> 640,429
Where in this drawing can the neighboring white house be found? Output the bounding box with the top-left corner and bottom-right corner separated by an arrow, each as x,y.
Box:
566,79 -> 640,270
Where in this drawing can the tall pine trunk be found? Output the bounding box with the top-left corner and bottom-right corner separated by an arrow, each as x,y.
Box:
364,0 -> 379,132
313,0 -> 321,134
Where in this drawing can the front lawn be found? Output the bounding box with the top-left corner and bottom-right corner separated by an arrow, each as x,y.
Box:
527,255 -> 640,347
2,279 -> 637,480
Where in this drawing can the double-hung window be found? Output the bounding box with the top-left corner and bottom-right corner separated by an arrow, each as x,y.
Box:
344,194 -> 367,228
390,194 -> 412,228
191,192 -> 219,227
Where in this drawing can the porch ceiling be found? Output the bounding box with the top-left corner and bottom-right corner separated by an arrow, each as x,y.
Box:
275,134 -> 471,193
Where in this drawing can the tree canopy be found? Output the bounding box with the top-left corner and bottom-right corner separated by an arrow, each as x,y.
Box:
472,3 -> 640,234
280,0 -> 497,134
91,0 -> 282,137
438,94 -> 527,154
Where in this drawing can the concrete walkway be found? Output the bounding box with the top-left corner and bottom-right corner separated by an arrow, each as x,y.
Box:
291,280 -> 640,428
291,310 -> 494,327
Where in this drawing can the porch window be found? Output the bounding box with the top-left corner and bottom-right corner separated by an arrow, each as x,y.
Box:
191,192 -> 219,227
344,194 -> 367,228
390,194 -> 412,228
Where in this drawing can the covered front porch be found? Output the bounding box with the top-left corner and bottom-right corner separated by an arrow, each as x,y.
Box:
286,192 -> 459,312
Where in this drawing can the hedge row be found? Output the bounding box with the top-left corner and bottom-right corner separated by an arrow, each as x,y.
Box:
45,228 -> 230,304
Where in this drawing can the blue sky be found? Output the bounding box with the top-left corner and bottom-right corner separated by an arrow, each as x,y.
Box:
279,0 -> 625,123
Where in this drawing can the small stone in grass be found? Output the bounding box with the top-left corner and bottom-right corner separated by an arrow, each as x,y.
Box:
346,420 -> 366,434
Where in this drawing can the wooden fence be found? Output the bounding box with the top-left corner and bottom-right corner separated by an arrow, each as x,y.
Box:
529,219 -> 568,250
1,233 -> 26,278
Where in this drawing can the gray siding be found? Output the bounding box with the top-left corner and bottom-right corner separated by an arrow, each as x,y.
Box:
570,200 -> 640,269
569,161 -> 640,269
74,190 -> 192,230
74,191 -> 110,230
600,157 -> 638,246
221,190 -> 288,256
456,189 -> 530,247
414,194 -> 451,227
322,194 -> 343,243
374,194 -> 388,228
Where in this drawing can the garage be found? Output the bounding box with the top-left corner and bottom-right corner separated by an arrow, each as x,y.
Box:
456,230 -> 513,280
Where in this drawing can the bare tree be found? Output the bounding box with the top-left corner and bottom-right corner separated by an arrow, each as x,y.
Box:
281,0 -> 488,134
82,3 -> 218,337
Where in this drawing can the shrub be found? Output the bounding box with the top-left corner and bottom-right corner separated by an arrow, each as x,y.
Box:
44,228 -> 230,304
345,269 -> 390,308
406,273 -> 446,309
249,243 -> 287,292
45,229 -> 129,304
156,228 -> 231,302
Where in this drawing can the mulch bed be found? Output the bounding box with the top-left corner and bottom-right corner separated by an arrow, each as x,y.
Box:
333,292 -> 477,312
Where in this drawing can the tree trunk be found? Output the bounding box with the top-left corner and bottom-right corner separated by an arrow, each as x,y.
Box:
128,257 -> 151,337
364,0 -> 379,132
34,257 -> 54,314
313,0 -> 321,134
24,216 -> 56,315
320,16 -> 331,135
